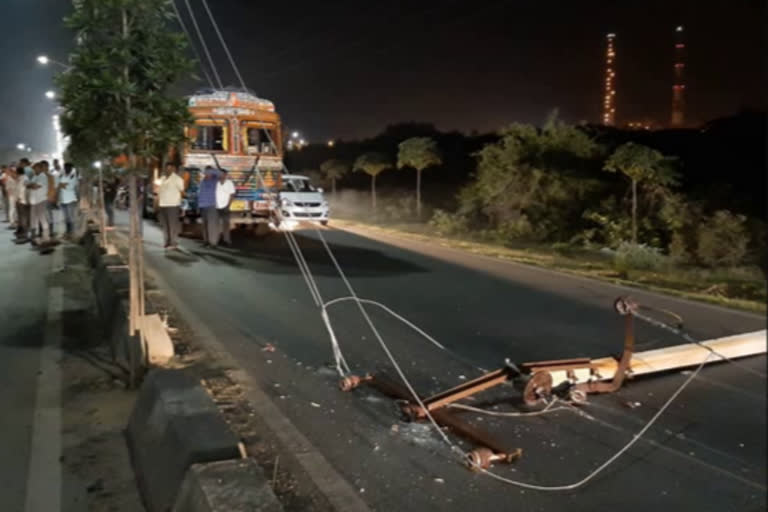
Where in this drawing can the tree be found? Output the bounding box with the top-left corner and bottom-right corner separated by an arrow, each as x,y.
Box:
603,142 -> 679,245
397,137 -> 442,219
320,159 -> 349,197
696,210 -> 750,267
460,120 -> 602,242
353,152 -> 391,212
56,0 -> 193,383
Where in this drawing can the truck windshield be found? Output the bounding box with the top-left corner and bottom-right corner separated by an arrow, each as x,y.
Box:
192,124 -> 226,151
282,178 -> 315,193
244,126 -> 278,155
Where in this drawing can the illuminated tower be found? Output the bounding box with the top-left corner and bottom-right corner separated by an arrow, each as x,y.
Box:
602,33 -> 617,126
670,25 -> 686,127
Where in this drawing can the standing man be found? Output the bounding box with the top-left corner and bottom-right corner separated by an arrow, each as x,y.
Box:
102,174 -> 118,227
15,164 -> 30,242
197,166 -> 219,247
58,162 -> 79,237
215,168 -> 236,247
45,160 -> 59,237
27,162 -> 51,246
4,166 -> 18,228
157,163 -> 185,250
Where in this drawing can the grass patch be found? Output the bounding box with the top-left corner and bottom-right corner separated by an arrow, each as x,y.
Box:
333,217 -> 766,314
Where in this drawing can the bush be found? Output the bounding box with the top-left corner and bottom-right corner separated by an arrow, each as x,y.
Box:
379,196 -> 416,223
668,232 -> 690,264
429,209 -> 468,236
613,242 -> 667,274
696,210 -> 750,267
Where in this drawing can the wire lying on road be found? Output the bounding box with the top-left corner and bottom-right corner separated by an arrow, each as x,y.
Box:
176,2 -> 763,492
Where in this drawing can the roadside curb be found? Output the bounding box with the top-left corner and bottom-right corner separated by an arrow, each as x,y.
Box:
173,459 -> 283,512
82,227 -> 287,511
126,369 -> 243,512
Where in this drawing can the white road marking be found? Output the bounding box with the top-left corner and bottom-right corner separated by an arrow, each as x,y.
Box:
24,249 -> 63,512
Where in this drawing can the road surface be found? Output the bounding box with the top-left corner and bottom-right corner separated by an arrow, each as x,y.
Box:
134,215 -> 766,512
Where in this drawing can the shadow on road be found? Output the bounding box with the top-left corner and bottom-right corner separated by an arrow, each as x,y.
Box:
168,228 -> 427,278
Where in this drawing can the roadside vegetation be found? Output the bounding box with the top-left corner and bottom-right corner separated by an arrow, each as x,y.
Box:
286,114 -> 766,311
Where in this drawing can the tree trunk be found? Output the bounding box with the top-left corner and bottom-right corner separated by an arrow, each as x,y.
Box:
98,165 -> 107,248
631,178 -> 638,245
371,174 -> 377,214
332,178 -> 336,198
416,168 -> 422,220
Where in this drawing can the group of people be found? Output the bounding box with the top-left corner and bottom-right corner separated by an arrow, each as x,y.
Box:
155,163 -> 236,249
0,158 -> 79,248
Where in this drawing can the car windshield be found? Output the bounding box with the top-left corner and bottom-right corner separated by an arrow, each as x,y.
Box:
282,178 -> 315,193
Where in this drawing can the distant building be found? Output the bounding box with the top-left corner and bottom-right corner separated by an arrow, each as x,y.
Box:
602,33 -> 617,126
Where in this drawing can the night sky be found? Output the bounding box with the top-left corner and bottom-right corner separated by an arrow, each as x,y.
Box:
1,0 -> 763,155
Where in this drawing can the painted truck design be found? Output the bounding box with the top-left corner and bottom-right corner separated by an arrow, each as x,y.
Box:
149,88 -> 285,226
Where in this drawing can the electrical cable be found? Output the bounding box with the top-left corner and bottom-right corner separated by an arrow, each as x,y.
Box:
171,0 -> 215,89
200,0 -> 248,92
181,0 -> 223,89
172,5 -> 754,492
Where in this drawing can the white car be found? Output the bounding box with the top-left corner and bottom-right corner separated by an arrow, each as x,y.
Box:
278,174 -> 329,226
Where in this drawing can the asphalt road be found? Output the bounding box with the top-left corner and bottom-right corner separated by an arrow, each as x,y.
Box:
135,215 -> 766,512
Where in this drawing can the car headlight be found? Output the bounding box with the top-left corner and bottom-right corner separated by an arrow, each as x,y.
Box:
281,198 -> 292,207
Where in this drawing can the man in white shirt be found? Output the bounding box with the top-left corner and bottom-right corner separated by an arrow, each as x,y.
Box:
27,162 -> 51,245
157,163 -> 185,249
215,168 -> 236,247
3,166 -> 18,227
58,162 -> 79,237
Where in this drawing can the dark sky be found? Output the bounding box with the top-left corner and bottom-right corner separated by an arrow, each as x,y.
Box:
1,0 -> 764,154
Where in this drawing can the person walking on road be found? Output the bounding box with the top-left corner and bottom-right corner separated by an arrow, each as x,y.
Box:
157,163 -> 185,250
198,166 -> 219,247
58,162 -> 79,237
216,168 -> 236,247
27,162 -> 51,247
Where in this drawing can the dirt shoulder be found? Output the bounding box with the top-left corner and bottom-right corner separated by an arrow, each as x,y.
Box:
330,218 -> 766,314
56,242 -> 144,511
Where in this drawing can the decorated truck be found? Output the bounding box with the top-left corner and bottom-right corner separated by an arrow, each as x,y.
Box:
146,88 -> 284,227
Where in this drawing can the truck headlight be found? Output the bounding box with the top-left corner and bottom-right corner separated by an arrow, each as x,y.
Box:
281,198 -> 292,207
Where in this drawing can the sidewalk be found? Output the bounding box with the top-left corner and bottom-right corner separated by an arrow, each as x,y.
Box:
0,224 -> 143,511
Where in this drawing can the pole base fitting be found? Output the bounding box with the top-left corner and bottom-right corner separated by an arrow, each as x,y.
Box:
339,374 -> 372,392
466,447 -> 523,471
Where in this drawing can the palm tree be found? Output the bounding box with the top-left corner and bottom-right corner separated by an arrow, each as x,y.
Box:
397,137 -> 442,219
353,152 -> 391,213
319,159 -> 349,198
604,142 -> 679,244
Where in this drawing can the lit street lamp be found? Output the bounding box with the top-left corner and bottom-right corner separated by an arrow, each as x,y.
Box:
93,161 -> 102,169
37,55 -> 71,70
45,90 -> 56,100
17,143 -> 26,151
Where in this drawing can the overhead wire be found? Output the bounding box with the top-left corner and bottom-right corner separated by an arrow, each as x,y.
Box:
200,0 -> 248,91
171,2 -> 761,492
171,0 -> 215,89
181,0 -> 223,89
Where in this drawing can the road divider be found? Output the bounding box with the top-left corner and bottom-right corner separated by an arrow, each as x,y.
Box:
82,227 -> 283,511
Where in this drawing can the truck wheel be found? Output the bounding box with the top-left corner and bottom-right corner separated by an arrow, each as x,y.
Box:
321,220 -> 329,226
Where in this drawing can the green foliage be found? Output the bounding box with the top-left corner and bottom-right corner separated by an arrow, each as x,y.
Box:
604,142 -> 679,185
55,0 -> 194,173
459,118 -> 603,243
397,137 -> 442,172
320,159 -> 350,181
353,152 -> 391,177
696,210 -> 750,267
429,209 -> 468,236
613,242 -> 668,274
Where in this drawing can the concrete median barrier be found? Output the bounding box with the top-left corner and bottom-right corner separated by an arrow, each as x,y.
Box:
172,459 -> 283,512
127,369 -> 242,512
